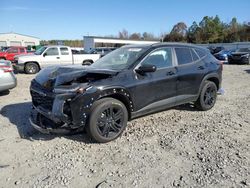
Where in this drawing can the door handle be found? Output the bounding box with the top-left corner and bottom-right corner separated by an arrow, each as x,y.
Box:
56,57 -> 60,59
166,71 -> 175,76
198,66 -> 204,70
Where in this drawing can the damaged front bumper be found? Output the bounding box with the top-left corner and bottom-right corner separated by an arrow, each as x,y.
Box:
29,104 -> 80,134
30,84 -> 93,134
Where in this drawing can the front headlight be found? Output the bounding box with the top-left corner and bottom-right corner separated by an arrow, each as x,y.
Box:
242,54 -> 249,58
53,85 -> 92,94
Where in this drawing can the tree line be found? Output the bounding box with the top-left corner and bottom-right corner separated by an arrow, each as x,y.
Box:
41,15 -> 250,47
118,16 -> 250,44
163,16 -> 250,43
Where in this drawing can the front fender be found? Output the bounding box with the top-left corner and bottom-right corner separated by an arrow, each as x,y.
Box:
70,86 -> 134,127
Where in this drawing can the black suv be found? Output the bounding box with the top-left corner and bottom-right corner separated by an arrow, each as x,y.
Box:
228,48 -> 250,64
30,43 -> 222,143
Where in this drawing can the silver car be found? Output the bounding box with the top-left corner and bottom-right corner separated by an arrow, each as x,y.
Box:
0,60 -> 17,92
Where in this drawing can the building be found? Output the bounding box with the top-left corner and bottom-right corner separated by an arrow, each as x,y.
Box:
84,36 -> 159,52
0,32 -> 40,47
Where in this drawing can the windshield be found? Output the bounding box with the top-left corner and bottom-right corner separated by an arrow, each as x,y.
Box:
90,47 -> 148,70
35,46 -> 47,55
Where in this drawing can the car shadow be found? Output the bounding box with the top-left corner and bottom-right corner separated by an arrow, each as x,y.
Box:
0,90 -> 10,96
244,69 -> 250,74
174,103 -> 197,111
0,102 -> 92,143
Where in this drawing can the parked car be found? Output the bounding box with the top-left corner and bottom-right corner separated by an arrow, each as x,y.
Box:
71,49 -> 88,54
0,46 -> 10,52
213,49 -> 235,63
208,46 -> 225,55
0,60 -> 17,92
29,43 -> 222,143
0,46 -> 32,62
14,46 -> 101,74
228,48 -> 250,64
89,47 -> 117,57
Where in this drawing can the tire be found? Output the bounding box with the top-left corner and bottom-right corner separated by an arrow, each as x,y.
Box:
25,62 -> 39,74
82,61 -> 93,66
0,57 -> 6,60
87,98 -> 128,143
195,81 -> 217,111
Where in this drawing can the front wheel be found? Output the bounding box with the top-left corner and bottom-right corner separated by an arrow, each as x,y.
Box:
87,98 -> 128,143
25,62 -> 39,74
195,81 -> 217,111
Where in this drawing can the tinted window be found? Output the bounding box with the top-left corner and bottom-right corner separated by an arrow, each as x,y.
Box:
45,47 -> 59,56
60,47 -> 69,55
195,49 -> 206,58
191,49 -> 199,61
20,48 -> 25,53
142,48 -> 173,69
175,48 -> 193,65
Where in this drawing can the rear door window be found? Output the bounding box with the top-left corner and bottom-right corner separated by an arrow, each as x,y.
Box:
175,48 -> 193,65
20,48 -> 25,53
191,49 -> 199,61
60,47 -> 69,55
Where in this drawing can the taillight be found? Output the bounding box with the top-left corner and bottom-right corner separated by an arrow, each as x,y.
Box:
218,61 -> 223,71
0,65 -> 13,73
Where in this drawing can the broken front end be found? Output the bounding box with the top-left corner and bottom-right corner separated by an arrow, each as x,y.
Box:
29,67 -> 118,134
29,79 -> 99,134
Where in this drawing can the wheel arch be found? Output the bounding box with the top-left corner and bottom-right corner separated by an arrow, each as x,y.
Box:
97,88 -> 134,120
82,59 -> 94,64
199,73 -> 220,94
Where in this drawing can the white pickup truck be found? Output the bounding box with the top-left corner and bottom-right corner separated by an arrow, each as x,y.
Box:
14,46 -> 101,74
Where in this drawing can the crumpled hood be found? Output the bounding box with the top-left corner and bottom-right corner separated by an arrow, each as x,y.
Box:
35,65 -> 118,87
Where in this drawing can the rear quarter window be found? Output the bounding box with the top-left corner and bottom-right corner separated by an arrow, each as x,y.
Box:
191,49 -> 199,61
195,48 -> 207,58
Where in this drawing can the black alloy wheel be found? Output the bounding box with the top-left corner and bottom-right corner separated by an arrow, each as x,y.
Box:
97,106 -> 124,138
203,86 -> 216,108
87,98 -> 128,143
195,81 -> 217,111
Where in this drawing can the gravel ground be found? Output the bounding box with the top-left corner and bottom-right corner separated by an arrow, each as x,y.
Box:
0,65 -> 249,188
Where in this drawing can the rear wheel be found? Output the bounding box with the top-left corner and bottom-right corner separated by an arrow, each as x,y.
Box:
25,62 -> 39,74
87,98 -> 128,143
195,81 -> 217,111
82,61 -> 93,66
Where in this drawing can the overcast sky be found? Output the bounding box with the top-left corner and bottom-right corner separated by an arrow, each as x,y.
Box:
1,0 -> 249,40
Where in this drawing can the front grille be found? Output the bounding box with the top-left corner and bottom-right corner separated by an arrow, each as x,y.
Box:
31,90 -> 54,110
30,80 -> 54,110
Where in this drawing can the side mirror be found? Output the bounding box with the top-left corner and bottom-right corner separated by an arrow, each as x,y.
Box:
135,64 -> 157,74
43,53 -> 47,57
